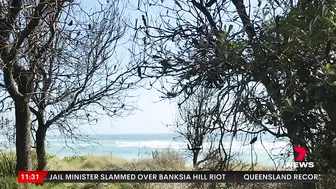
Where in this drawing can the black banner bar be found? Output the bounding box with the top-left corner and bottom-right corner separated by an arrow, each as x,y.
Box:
44,171 -> 320,183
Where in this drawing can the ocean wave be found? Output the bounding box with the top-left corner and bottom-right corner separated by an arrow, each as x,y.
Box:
112,140 -> 288,151
50,141 -> 285,150
114,141 -> 186,149
49,143 -> 98,147
1,139 -> 288,154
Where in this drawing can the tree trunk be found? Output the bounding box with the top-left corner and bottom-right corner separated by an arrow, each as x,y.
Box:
192,149 -> 200,169
15,98 -> 32,171
36,125 -> 47,170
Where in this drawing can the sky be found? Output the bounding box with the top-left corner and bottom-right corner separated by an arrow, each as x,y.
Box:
76,0 -> 178,134
86,88 -> 177,134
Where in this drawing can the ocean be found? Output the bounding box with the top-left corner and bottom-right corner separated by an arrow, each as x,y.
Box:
0,133 -> 291,167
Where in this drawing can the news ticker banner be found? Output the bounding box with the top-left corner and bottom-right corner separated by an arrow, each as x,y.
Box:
18,171 -> 320,184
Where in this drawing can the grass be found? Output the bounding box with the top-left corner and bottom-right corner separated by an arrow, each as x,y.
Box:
0,152 -> 16,177
0,150 -> 334,189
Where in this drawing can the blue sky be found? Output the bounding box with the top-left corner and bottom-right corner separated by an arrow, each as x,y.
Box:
87,88 -> 177,134
75,0 -> 178,134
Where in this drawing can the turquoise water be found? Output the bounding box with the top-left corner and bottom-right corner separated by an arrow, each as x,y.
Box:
46,133 -> 183,159
0,133 -> 291,166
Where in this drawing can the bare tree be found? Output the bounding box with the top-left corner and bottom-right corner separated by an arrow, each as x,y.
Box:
175,87 -> 215,169
29,1 -> 139,170
0,0 -> 138,171
0,0 -> 70,171
0,117 -> 15,151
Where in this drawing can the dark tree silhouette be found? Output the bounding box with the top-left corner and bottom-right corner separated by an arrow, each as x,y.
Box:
0,0 -> 70,171
131,2 -> 336,188
175,87 -> 217,169
0,0 -> 138,171
29,1 -> 139,170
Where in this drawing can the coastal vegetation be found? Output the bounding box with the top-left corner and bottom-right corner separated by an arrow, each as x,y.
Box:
131,0 -> 336,188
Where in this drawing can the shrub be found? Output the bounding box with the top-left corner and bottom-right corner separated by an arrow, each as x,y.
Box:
0,152 -> 16,177
151,149 -> 186,170
0,151 -> 41,178
63,155 -> 87,163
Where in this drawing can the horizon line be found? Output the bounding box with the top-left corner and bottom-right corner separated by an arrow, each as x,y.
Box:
44,132 -> 175,136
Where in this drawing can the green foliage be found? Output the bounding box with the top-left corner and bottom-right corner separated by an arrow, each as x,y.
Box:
107,184 -> 131,189
325,63 -> 336,85
0,177 -> 19,189
0,151 -> 56,178
255,0 -> 336,116
45,153 -> 56,159
131,0 -> 336,177
0,152 -> 16,177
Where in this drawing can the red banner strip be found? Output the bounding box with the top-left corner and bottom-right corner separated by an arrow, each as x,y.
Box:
18,171 -> 48,183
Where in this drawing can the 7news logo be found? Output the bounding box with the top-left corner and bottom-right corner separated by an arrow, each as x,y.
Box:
285,146 -> 314,169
